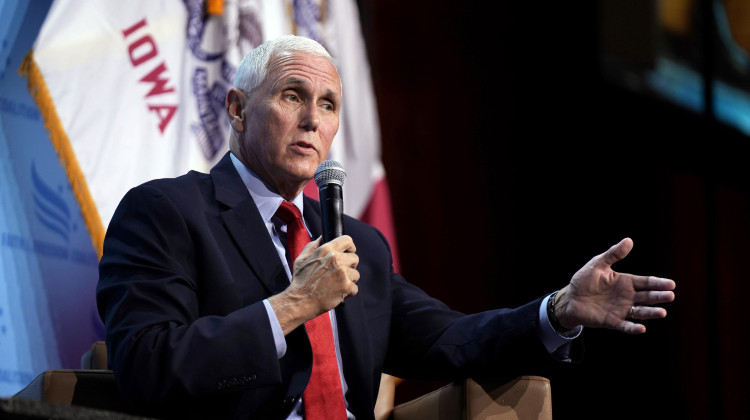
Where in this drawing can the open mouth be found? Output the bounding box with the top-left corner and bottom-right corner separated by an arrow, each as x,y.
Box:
292,141 -> 316,153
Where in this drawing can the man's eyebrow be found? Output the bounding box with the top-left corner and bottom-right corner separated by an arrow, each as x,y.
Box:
277,77 -> 340,103
321,88 -> 341,104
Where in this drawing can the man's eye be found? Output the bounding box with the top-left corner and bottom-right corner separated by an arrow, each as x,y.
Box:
321,103 -> 333,111
285,93 -> 298,101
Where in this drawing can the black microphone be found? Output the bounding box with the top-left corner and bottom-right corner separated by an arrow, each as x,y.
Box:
314,160 -> 346,243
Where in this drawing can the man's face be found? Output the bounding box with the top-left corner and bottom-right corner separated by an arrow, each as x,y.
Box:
238,51 -> 342,198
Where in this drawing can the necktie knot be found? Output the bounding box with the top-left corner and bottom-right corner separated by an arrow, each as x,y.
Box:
275,200 -> 309,263
275,200 -> 302,225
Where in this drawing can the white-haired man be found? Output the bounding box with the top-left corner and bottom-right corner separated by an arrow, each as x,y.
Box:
98,35 -> 675,420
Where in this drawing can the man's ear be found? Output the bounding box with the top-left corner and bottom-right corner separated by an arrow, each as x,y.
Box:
226,88 -> 246,133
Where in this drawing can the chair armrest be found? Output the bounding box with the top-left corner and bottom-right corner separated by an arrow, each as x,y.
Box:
13,370 -> 78,406
391,376 -> 552,420
12,369 -> 128,413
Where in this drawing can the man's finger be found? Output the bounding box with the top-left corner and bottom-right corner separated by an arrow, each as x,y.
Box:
632,275 -> 676,291
327,249 -> 358,268
319,235 -> 357,254
341,251 -> 359,269
297,237 -> 322,260
633,290 -> 676,305
349,267 -> 361,283
629,306 -> 668,320
599,237 -> 634,267
616,320 -> 647,334
346,282 -> 359,298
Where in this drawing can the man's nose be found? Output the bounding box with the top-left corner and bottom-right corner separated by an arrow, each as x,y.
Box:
299,104 -> 320,131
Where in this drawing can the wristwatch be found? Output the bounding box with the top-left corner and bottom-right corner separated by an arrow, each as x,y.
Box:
547,291 -> 573,335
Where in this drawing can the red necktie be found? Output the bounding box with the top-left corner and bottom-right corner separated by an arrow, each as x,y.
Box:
275,201 -> 347,420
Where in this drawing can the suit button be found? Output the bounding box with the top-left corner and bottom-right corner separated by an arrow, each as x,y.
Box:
281,396 -> 296,410
240,374 -> 256,385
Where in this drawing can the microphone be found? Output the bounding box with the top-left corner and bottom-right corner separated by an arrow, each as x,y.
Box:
314,160 -> 346,243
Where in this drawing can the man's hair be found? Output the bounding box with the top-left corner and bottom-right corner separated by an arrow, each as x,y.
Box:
233,35 -> 336,92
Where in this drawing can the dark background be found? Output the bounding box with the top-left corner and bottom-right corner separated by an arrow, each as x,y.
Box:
355,1 -> 749,419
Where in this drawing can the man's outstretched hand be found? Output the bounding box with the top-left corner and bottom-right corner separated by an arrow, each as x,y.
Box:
554,238 -> 676,334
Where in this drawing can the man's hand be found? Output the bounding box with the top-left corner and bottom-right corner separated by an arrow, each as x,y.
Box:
268,235 -> 360,334
554,238 -> 675,334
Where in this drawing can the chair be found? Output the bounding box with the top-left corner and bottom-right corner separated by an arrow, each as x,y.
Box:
11,342 -> 128,413
383,375 -> 552,420
13,342 -> 553,420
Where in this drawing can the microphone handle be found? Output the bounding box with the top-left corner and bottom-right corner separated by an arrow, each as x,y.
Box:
319,183 -> 343,243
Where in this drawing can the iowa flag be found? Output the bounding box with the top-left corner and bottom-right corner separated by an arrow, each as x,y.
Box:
23,0 -> 399,269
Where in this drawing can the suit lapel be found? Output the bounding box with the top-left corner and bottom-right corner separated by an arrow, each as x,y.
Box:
211,153 -> 289,296
302,195 -> 322,239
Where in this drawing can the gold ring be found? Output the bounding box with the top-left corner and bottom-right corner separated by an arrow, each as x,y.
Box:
628,306 -> 636,319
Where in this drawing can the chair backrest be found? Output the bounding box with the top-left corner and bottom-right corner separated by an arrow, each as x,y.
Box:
81,340 -> 108,370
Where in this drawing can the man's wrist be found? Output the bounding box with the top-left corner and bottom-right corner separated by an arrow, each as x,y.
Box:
268,291 -> 310,335
547,291 -> 576,335
538,293 -> 582,353
262,299 -> 287,358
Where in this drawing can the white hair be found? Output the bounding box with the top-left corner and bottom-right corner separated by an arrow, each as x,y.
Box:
233,35 -> 337,92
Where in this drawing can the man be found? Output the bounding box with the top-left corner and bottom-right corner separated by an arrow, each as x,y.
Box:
97,35 -> 675,420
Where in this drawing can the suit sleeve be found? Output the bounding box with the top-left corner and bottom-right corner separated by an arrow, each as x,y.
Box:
368,229 -> 567,381
97,184 -> 283,405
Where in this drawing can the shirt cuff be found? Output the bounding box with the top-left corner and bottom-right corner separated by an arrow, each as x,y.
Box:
538,294 -> 583,353
263,299 -> 287,358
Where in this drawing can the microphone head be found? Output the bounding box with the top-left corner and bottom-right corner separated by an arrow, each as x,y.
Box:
314,160 -> 346,187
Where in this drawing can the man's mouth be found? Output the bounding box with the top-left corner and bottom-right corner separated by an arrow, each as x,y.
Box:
292,141 -> 316,153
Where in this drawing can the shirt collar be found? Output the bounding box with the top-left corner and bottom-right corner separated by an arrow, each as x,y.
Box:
229,152 -> 305,223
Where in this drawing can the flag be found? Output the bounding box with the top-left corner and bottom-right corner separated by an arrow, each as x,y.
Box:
22,0 -> 242,257
287,0 -> 401,271
23,0 -> 399,270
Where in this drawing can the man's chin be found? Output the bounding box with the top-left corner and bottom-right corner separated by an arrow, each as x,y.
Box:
288,160 -> 320,180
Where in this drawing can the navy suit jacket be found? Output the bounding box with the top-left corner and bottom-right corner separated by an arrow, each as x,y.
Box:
97,153 -> 558,420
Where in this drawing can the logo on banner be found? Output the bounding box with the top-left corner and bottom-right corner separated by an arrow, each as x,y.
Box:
0,162 -> 96,266
183,0 -> 263,162
31,161 -> 74,243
